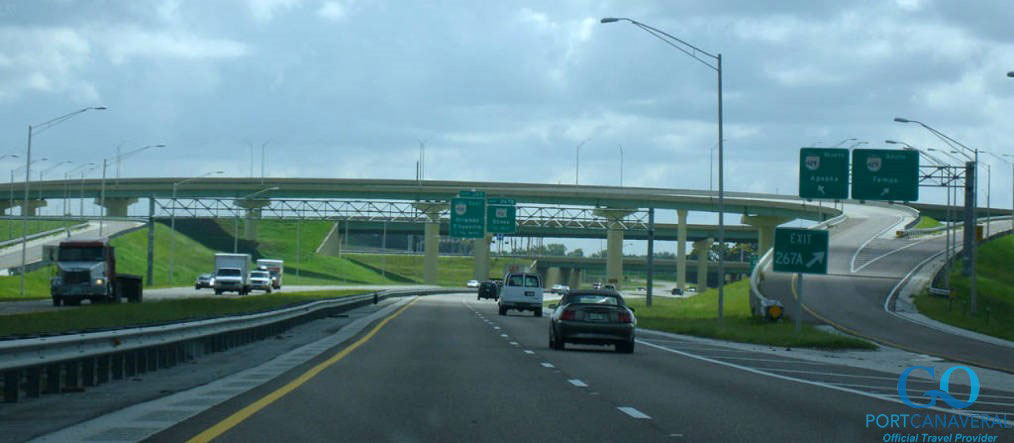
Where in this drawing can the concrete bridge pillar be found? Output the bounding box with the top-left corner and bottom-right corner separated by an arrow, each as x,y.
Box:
741,215 -> 792,255
677,209 -> 688,293
18,200 -> 46,217
694,237 -> 713,289
544,266 -> 561,289
567,268 -> 582,289
413,202 -> 448,285
94,197 -> 138,217
234,199 -> 270,241
594,208 -> 636,290
473,233 -> 492,281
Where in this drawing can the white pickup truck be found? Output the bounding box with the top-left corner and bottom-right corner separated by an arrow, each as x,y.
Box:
497,272 -> 544,317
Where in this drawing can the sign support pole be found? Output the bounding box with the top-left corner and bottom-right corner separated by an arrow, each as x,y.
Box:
795,273 -> 803,333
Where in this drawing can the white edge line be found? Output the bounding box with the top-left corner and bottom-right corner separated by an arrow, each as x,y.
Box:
637,339 -> 1012,427
853,236 -> 935,273
850,215 -> 904,273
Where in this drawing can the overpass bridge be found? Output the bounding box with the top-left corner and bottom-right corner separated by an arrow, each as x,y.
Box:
2,177 -> 1001,292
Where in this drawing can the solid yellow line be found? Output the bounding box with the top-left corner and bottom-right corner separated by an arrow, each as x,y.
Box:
187,297 -> 419,443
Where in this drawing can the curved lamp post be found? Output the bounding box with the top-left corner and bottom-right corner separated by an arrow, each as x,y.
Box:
601,17 -> 727,318
168,170 -> 225,285
21,106 -> 106,297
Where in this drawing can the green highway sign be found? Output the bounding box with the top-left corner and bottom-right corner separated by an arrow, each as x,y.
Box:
450,197 -> 485,238
798,148 -> 849,200
486,202 -> 517,234
851,149 -> 919,201
773,228 -> 829,274
458,190 -> 486,198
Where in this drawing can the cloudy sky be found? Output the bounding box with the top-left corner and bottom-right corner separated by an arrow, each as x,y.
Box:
1,0 -> 1013,219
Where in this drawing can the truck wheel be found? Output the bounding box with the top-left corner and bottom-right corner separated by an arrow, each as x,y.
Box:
534,308 -> 543,318
266,287 -> 272,294
66,299 -> 81,306
498,305 -> 506,316
214,289 -> 222,295
52,297 -> 62,307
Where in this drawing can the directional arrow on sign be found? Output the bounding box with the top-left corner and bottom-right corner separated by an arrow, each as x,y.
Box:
806,252 -> 826,268
881,188 -> 890,196
817,185 -> 825,195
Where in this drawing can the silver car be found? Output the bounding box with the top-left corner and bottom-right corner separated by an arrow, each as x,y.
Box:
249,270 -> 273,293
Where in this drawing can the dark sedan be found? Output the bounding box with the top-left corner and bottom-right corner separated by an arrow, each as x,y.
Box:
477,281 -> 499,300
548,290 -> 636,353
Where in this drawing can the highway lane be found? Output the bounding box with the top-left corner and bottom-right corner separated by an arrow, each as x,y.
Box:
148,294 -> 1007,442
762,207 -> 1014,373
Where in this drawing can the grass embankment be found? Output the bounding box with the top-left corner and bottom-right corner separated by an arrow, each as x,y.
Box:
0,290 -> 366,338
914,216 -> 942,229
350,253 -> 520,286
559,280 -> 874,349
915,234 -> 1014,341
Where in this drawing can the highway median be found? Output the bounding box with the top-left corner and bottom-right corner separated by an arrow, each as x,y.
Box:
0,290 -> 367,338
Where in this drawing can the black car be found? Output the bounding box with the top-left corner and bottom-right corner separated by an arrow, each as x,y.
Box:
477,281 -> 499,300
548,289 -> 636,353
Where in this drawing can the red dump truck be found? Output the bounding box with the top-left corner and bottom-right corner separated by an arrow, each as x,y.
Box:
50,239 -> 143,306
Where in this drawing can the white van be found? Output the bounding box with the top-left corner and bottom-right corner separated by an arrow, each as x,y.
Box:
497,272 -> 544,317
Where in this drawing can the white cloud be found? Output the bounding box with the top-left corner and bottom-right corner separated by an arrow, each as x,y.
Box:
0,26 -> 97,102
317,1 -> 349,22
247,0 -> 302,23
98,27 -> 250,64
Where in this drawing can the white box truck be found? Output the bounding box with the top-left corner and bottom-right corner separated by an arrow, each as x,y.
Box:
256,259 -> 284,290
214,253 -> 252,295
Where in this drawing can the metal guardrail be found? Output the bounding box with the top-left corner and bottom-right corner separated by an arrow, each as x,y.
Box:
0,288 -> 459,403
0,223 -> 89,249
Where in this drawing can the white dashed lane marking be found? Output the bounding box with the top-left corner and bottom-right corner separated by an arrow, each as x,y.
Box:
500,334 -> 508,337
617,406 -> 651,419
568,379 -> 588,387
540,362 -> 555,368
523,350 -> 534,354
509,341 -> 519,346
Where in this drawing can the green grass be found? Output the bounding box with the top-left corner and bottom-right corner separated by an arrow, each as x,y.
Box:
914,234 -> 1014,341
0,219 -> 77,242
914,216 -> 942,229
350,253 -> 521,286
0,289 -> 367,338
551,279 -> 875,349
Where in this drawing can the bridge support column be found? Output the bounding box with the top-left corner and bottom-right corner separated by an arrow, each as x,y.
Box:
413,202 -> 448,285
594,208 -> 636,290
567,268 -> 582,289
95,197 -> 137,217
473,234 -> 492,281
234,199 -> 270,242
544,266 -> 561,289
741,215 -> 792,255
677,209 -> 688,292
694,238 -> 713,289
19,200 -> 47,217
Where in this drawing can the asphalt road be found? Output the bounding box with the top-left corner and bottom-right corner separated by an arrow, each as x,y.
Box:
761,207 -> 1014,373
146,294 -> 1009,442
0,220 -> 142,271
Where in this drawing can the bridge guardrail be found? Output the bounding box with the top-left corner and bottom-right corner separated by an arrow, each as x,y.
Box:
0,287 -> 457,403
0,223 -> 89,250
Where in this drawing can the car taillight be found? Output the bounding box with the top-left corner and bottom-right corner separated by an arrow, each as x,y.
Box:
618,312 -> 632,323
560,310 -> 575,321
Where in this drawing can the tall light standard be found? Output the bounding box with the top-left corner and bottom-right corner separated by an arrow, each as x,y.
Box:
169,171 -> 225,285
63,162 -> 95,215
2,153 -> 21,223
78,164 -> 99,218
618,144 -> 624,186
982,150 -> 1010,235
575,138 -> 589,185
1003,154 -> 1014,230
100,144 -> 163,236
21,106 -> 106,297
601,17 -> 728,320
895,117 -> 980,313
417,138 -> 429,181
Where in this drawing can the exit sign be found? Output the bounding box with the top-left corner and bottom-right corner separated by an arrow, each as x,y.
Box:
773,228 -> 829,275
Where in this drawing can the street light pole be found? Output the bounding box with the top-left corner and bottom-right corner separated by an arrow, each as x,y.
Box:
601,17 -> 727,320
575,138 -> 589,185
170,170 -> 224,285
618,144 -> 624,186
20,106 -> 105,297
